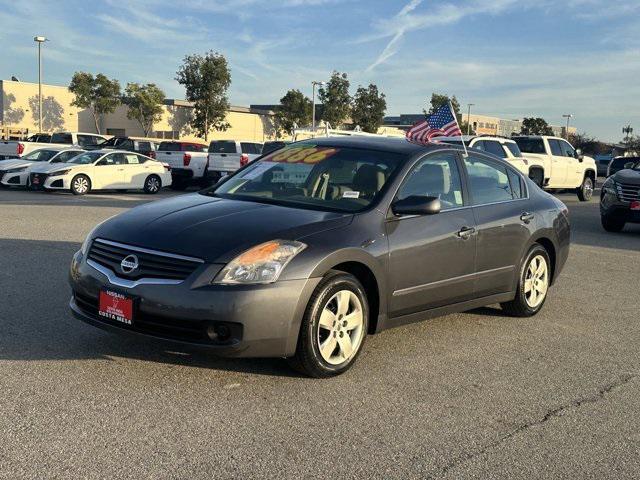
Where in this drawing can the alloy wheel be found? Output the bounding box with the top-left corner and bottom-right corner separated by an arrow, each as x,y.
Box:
317,290 -> 364,365
74,177 -> 89,194
524,254 -> 548,308
583,178 -> 593,200
147,177 -> 160,192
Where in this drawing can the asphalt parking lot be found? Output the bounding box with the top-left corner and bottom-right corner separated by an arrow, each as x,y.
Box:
1,187 -> 639,479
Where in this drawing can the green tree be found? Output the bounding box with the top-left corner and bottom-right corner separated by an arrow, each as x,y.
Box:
69,72 -> 121,134
176,51 -> 231,141
124,83 -> 166,137
350,84 -> 387,133
520,117 -> 553,135
274,89 -> 312,137
318,71 -> 351,128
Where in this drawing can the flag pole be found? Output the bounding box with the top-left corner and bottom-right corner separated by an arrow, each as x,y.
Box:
449,100 -> 469,158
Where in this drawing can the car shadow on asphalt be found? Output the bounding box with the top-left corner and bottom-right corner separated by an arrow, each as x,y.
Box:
0,237 -> 302,377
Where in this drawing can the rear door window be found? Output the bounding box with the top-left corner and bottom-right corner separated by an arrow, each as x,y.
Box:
548,139 -> 564,156
464,154 -> 515,205
210,141 -> 238,154
124,153 -> 141,164
483,140 -> 507,158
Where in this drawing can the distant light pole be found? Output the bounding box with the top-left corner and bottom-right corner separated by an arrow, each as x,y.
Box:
623,125 -> 633,142
34,36 -> 48,133
466,103 -> 474,135
562,114 -> 573,139
311,81 -> 325,132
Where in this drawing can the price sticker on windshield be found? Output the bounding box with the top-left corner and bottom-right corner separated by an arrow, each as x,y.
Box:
269,147 -> 339,164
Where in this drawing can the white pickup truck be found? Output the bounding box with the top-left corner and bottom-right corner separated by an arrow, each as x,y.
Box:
0,132 -> 107,160
206,140 -> 263,181
439,136 -> 547,187
155,141 -> 209,190
513,136 -> 597,201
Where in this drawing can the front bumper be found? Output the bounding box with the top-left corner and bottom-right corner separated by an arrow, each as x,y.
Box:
600,188 -> 640,223
29,172 -> 68,190
0,171 -> 29,187
69,250 -> 320,357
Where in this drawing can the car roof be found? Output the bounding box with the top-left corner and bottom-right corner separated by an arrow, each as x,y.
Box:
296,135 -> 452,156
438,135 -> 517,144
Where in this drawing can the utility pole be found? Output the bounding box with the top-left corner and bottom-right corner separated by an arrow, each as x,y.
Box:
34,36 -> 48,133
466,103 -> 474,135
562,114 -> 573,139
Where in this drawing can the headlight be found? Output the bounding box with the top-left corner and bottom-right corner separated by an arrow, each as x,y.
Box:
213,240 -> 306,285
6,166 -> 27,173
80,216 -> 116,255
50,169 -> 72,176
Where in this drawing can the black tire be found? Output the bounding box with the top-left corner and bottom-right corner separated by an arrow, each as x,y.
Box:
70,174 -> 91,196
601,215 -> 625,232
287,271 -> 369,378
501,244 -> 551,317
143,174 -> 161,194
528,168 -> 544,188
577,175 -> 594,201
170,179 -> 188,191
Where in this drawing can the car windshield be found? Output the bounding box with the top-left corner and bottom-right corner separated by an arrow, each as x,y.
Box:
514,137 -> 546,154
504,142 -> 523,158
206,144 -> 405,212
22,149 -> 58,162
68,152 -> 103,164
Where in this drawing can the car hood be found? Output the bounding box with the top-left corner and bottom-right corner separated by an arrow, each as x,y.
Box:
0,159 -> 32,170
613,168 -> 640,185
96,194 -> 353,263
29,162 -> 79,174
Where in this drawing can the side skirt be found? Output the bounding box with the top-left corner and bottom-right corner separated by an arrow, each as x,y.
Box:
376,292 -> 516,333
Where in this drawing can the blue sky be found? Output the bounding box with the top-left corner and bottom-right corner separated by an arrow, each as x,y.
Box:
1,0 -> 638,141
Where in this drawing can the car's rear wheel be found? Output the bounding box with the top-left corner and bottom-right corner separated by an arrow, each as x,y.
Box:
288,271 -> 368,378
577,175 -> 594,201
601,215 -> 625,232
71,174 -> 90,195
501,244 -> 551,317
144,174 -> 161,194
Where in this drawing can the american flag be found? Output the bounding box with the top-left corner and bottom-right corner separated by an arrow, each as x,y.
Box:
406,103 -> 462,143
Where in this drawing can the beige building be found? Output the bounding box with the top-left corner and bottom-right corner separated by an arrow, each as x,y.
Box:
1,79 -> 277,142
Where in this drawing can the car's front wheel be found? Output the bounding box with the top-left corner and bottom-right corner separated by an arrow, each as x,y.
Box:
288,271 -> 368,378
70,174 -> 91,195
501,244 -> 551,317
577,175 -> 594,201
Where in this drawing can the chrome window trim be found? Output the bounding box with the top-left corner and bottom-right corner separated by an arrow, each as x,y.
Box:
87,260 -> 185,287
93,238 -> 204,264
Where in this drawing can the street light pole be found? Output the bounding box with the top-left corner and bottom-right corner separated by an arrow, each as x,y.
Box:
466,103 -> 474,135
34,36 -> 47,133
311,81 -> 325,133
562,114 -> 573,139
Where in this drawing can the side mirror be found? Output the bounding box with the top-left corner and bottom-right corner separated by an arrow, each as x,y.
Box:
575,149 -> 584,162
392,195 -> 441,216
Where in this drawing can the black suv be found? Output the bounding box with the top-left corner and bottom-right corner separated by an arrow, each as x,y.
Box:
89,137 -> 158,158
600,158 -> 640,231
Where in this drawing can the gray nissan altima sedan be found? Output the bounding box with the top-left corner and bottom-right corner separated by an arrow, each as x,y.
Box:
69,136 -> 570,377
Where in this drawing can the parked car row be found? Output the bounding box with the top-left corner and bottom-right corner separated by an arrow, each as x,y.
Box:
0,147 -> 172,195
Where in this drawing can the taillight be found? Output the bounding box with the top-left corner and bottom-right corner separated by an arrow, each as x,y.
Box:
149,151 -> 156,159
240,153 -> 249,167
17,143 -> 24,155
183,153 -> 191,166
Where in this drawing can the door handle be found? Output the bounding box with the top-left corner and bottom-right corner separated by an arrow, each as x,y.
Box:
520,212 -> 535,224
457,226 -> 476,239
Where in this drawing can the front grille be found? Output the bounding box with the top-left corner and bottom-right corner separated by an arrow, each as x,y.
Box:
73,291 -> 241,345
616,182 -> 640,203
88,239 -> 202,281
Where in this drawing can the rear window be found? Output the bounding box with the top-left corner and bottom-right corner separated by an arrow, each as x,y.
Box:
514,137 -> 546,154
241,142 -> 262,155
50,133 -> 73,144
210,141 -> 238,154
482,140 -> 507,158
159,142 -> 206,152
504,142 -> 523,158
